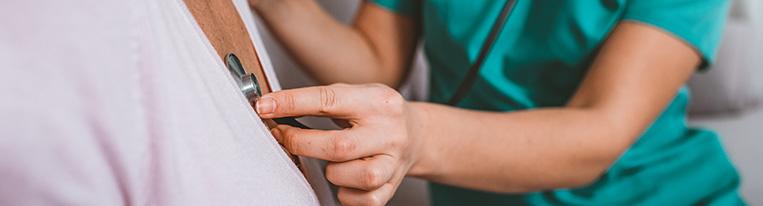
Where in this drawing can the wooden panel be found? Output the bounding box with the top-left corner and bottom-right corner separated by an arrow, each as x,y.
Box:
183,0 -> 302,167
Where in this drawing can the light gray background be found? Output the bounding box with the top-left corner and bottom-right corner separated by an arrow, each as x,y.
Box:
251,1 -> 763,205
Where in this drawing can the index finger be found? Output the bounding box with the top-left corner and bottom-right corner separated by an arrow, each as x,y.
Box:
255,84 -> 381,119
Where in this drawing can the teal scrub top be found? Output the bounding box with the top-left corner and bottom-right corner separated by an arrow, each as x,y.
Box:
371,0 -> 745,205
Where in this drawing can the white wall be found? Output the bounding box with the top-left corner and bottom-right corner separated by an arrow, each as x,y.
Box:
687,1 -> 763,204
690,109 -> 763,205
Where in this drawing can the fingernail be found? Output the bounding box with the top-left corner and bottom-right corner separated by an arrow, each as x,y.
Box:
256,96 -> 276,115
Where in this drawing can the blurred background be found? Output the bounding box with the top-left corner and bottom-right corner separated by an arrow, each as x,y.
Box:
251,0 -> 763,205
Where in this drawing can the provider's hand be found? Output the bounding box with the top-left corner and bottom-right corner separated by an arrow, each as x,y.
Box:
256,83 -> 424,206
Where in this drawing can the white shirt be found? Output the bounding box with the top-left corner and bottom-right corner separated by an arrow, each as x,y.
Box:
0,0 -> 328,205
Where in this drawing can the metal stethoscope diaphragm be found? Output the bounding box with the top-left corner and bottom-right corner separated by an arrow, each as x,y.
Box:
226,53 -> 310,129
226,53 -> 262,102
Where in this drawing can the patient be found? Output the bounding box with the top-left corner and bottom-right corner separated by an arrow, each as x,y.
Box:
0,0 -> 320,205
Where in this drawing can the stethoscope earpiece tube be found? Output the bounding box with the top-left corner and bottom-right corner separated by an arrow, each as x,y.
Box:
447,0 -> 517,106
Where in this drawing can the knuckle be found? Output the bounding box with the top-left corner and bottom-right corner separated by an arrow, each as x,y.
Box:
324,164 -> 341,184
386,135 -> 406,150
280,128 -> 301,153
380,94 -> 405,115
363,193 -> 384,206
330,136 -> 355,161
279,93 -> 297,114
318,86 -> 337,114
361,167 -> 385,189
337,188 -> 385,206
367,85 -> 404,114
336,189 -> 355,206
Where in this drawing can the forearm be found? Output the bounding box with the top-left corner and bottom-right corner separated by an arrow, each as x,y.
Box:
407,102 -> 640,193
404,22 -> 699,193
253,1 -> 402,85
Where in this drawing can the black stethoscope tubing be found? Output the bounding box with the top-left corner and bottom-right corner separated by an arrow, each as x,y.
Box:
447,0 -> 517,105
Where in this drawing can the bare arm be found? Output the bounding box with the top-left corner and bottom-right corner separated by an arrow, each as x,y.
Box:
254,21 -> 702,205
407,21 -> 700,192
252,1 -> 419,86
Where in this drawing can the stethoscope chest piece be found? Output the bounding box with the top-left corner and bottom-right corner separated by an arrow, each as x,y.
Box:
225,53 -> 262,102
225,53 -> 310,130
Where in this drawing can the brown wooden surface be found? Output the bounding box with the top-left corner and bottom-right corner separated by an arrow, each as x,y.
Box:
183,0 -> 302,167
183,0 -> 272,94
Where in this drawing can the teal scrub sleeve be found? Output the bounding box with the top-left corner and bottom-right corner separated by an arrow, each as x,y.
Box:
370,0 -> 421,16
623,0 -> 731,69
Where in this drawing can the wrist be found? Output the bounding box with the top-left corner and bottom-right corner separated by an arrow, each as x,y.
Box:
405,102 -> 438,177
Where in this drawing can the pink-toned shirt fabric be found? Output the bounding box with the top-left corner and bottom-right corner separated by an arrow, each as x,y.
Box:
0,0 -> 326,205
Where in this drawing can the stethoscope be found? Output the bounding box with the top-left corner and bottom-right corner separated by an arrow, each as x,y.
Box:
227,0 -> 517,128
225,53 -> 310,129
